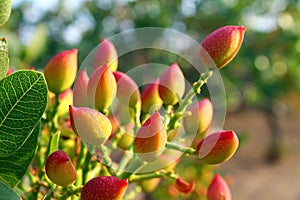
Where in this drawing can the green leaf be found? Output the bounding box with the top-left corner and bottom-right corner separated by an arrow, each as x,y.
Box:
49,131 -> 61,155
0,122 -> 40,187
0,38 -> 9,80
0,180 -> 21,200
0,70 -> 48,157
0,0 -> 12,27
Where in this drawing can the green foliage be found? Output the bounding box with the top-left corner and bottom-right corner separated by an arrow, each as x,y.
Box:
0,38 -> 9,80
0,0 -> 11,27
0,70 -> 47,189
49,131 -> 60,155
0,70 -> 47,157
24,24 -> 48,63
0,180 -> 21,200
0,123 -> 40,187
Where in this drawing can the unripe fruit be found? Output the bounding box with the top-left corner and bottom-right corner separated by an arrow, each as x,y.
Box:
158,63 -> 185,105
87,63 -> 117,112
47,90 -> 55,112
44,48 -> 78,94
140,178 -> 161,193
69,106 -> 112,146
73,69 -> 89,107
200,25 -> 246,69
93,38 -> 118,72
55,88 -> 73,118
118,133 -> 135,150
45,150 -> 76,187
113,71 -> 141,109
81,176 -> 128,200
117,123 -> 135,150
141,79 -> 163,113
174,177 -> 195,195
196,130 -> 239,165
134,111 -> 167,162
207,175 -> 232,200
167,128 -> 179,141
183,98 -> 213,136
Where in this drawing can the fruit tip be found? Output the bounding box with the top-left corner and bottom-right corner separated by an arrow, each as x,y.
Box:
71,48 -> 78,53
239,25 -> 246,31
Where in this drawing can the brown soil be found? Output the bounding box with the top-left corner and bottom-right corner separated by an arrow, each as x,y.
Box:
221,107 -> 300,200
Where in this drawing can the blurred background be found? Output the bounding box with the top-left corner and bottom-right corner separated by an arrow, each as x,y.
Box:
2,0 -> 300,199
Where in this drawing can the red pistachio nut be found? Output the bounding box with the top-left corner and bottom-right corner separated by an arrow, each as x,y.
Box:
183,98 -> 213,136
113,71 -> 141,109
207,175 -> 232,200
45,150 -> 76,187
174,177 -> 195,195
158,63 -> 185,105
69,106 -> 112,146
93,38 -> 118,72
87,63 -> 117,112
44,48 -> 78,94
134,111 -> 167,162
196,130 -> 239,165
73,69 -> 89,107
81,176 -> 128,200
200,25 -> 246,69
141,79 -> 163,113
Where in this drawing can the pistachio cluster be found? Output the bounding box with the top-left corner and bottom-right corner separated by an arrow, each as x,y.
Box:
44,25 -> 246,199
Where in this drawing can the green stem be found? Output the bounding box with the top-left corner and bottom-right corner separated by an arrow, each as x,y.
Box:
119,158 -> 147,180
193,71 -> 213,93
131,106 -> 141,127
167,71 -> 213,131
166,142 -> 196,155
184,71 -> 213,110
117,151 -> 134,175
167,112 -> 184,131
27,168 -> 37,186
50,94 -> 60,133
110,129 -> 123,149
41,184 -> 56,200
82,150 -> 92,184
129,170 -> 178,182
75,140 -> 85,170
42,94 -> 61,170
99,145 -> 117,176
56,185 -> 83,200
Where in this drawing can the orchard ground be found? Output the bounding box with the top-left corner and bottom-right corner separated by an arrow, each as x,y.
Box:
222,107 -> 300,200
